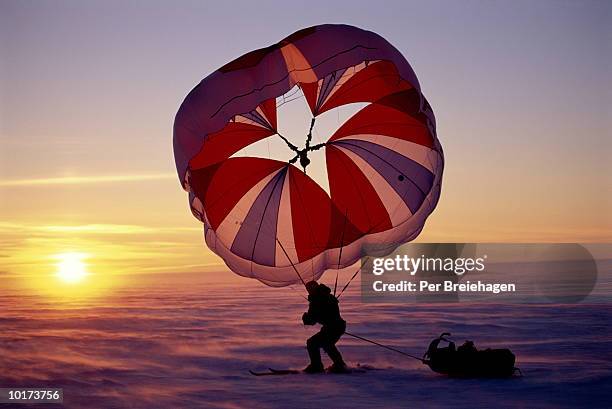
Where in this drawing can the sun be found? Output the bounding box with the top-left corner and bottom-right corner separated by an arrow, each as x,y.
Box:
55,252 -> 89,284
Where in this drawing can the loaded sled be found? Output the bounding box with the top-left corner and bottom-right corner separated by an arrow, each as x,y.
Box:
423,333 -> 520,378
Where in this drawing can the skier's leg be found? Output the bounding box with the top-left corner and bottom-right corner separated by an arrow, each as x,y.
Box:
323,343 -> 345,366
305,332 -> 324,372
322,322 -> 347,369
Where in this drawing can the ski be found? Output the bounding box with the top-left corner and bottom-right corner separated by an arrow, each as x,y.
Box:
249,366 -> 373,376
249,368 -> 302,376
268,368 -> 302,374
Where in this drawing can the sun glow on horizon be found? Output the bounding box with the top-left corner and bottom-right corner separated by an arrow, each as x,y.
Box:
55,252 -> 89,284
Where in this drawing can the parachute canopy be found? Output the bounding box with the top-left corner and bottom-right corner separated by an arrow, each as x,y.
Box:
174,24 -> 444,286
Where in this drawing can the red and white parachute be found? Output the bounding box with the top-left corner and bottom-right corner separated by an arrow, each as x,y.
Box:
173,24 -> 443,286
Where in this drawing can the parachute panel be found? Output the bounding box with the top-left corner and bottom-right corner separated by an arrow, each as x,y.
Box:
325,145 -> 393,238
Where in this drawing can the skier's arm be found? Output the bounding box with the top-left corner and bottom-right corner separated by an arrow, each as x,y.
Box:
302,302 -> 317,325
302,312 -> 316,325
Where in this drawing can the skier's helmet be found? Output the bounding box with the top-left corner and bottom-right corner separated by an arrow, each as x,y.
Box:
305,281 -> 318,295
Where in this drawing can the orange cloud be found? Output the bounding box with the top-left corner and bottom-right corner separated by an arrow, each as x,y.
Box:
0,173 -> 175,187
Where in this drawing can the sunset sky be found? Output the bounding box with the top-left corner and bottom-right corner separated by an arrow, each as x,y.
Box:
1,1 -> 610,292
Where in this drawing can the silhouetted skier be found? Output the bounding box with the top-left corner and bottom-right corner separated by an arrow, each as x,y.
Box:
302,281 -> 347,373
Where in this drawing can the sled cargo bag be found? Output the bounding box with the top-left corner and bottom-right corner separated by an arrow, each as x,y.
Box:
423,333 -> 517,378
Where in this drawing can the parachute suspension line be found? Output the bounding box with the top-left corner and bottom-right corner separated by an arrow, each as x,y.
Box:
288,284 -> 308,301
311,258 -> 315,283
276,132 -> 299,154
337,267 -> 359,299
344,332 -> 424,362
276,86 -> 303,109
305,117 -> 316,150
337,209 -> 349,269
337,257 -> 370,299
276,238 -> 306,287
334,209 -> 349,297
333,271 -> 339,298
286,117 -> 327,174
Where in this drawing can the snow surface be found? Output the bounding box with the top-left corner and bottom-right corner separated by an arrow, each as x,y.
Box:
1,271 -> 611,409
